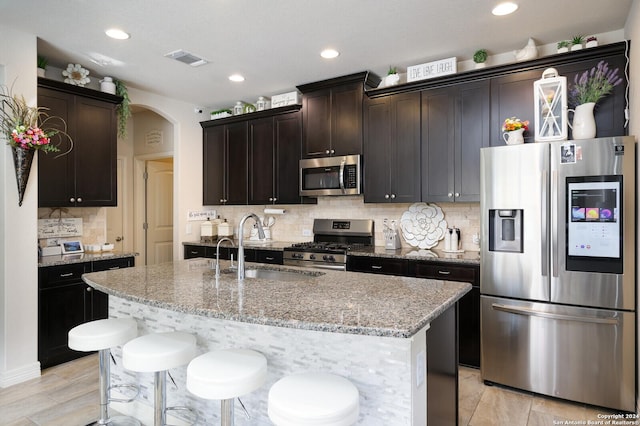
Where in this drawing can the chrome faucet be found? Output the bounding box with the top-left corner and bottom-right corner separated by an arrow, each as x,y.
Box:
237,213 -> 265,280
214,237 -> 235,278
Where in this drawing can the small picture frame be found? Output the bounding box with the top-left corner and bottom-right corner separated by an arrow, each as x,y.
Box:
61,240 -> 84,254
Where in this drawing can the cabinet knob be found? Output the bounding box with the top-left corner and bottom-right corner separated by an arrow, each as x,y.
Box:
115,236 -> 123,242
455,193 -> 460,197
220,199 -> 224,203
77,197 -> 83,203
384,194 -> 390,199
390,194 -> 396,199
330,149 -> 335,154
447,193 -> 453,198
70,197 -> 75,203
86,287 -> 92,292
272,197 -> 277,202
325,150 -> 330,154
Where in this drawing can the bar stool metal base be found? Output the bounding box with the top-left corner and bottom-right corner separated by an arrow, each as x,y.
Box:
97,349 -> 141,426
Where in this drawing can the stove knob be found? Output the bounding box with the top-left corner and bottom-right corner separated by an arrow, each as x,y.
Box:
309,254 -> 316,260
292,253 -> 303,259
323,255 -> 335,262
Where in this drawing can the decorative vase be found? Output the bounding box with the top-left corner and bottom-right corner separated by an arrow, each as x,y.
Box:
502,128 -> 525,145
37,67 -> 45,78
569,102 -> 596,139
474,62 -> 486,69
11,146 -> 35,206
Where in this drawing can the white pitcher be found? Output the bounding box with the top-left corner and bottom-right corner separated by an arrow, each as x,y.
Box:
568,102 -> 596,139
502,128 -> 525,145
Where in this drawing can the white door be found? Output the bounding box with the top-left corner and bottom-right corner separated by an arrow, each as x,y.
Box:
107,157 -> 125,251
146,158 -> 173,265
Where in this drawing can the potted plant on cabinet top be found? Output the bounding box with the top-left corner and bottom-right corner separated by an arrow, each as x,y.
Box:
557,40 -> 570,53
585,36 -> 598,48
382,66 -> 400,87
37,55 -> 47,78
473,49 -> 488,68
571,35 -> 585,51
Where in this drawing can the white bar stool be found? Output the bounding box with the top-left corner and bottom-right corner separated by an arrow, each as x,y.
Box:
123,331 -> 197,426
68,317 -> 140,426
268,372 -> 360,426
187,348 -> 267,426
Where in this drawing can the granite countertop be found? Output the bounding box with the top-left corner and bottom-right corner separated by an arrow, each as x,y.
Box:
83,258 -> 471,339
38,251 -> 138,268
183,240 -> 481,264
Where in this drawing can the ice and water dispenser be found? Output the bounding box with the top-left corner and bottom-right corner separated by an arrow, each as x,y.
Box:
488,209 -> 523,252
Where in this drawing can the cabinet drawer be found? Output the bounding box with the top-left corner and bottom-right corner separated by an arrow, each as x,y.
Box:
414,262 -> 478,284
255,250 -> 283,265
92,257 -> 134,272
184,245 -> 208,259
39,263 -> 88,287
347,256 -> 409,276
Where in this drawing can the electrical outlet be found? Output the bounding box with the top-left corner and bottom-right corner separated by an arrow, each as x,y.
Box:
302,229 -> 312,237
186,224 -> 192,234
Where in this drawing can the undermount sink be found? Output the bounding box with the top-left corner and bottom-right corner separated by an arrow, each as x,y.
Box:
244,268 -> 321,282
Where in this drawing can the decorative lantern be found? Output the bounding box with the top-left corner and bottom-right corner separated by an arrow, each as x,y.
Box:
533,68 -> 568,141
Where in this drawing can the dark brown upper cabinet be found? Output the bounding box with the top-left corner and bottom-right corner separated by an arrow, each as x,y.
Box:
422,80 -> 490,203
201,105 -> 304,206
249,111 -> 302,205
298,72 -> 380,158
37,78 -> 121,207
363,91 -> 421,203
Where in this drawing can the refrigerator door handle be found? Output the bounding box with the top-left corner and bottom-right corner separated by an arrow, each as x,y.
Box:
541,170 -> 548,277
491,303 -> 619,325
551,170 -> 559,277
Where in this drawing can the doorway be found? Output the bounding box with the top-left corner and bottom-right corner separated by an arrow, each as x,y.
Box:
144,158 -> 174,265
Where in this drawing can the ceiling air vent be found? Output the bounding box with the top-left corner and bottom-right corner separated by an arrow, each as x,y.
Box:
164,49 -> 208,67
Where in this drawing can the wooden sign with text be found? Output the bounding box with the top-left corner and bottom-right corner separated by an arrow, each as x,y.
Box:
407,57 -> 457,82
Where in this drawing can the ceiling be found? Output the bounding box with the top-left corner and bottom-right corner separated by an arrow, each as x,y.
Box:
0,0 -> 633,112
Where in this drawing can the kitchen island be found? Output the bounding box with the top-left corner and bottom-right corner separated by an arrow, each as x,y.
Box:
83,258 -> 470,425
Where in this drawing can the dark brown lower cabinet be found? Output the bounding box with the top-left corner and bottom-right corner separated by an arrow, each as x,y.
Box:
426,303 -> 458,426
38,257 -> 134,368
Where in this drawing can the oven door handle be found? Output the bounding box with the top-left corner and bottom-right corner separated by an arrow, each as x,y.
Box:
339,159 -> 346,193
492,303 -> 619,325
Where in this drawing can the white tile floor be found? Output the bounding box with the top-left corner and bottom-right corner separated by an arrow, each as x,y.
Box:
0,355 -> 633,425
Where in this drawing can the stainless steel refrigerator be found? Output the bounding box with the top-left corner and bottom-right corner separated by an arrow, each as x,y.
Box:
480,136 -> 636,412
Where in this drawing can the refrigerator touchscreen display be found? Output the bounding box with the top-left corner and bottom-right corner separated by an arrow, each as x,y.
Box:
566,176 -> 623,273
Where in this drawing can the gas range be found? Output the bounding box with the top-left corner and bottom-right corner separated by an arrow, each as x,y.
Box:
283,219 -> 374,270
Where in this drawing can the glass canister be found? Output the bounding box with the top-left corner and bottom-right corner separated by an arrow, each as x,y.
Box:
233,101 -> 244,115
256,96 -> 271,111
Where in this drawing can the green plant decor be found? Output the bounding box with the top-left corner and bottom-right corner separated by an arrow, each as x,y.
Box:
571,35 -> 585,46
473,49 -> 488,64
557,40 -> 570,49
114,79 -> 131,139
387,66 -> 398,75
37,55 -> 48,69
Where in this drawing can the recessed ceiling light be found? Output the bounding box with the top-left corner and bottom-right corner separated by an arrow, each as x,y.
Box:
229,74 -> 245,82
492,2 -> 518,16
320,49 -> 340,59
105,28 -> 130,40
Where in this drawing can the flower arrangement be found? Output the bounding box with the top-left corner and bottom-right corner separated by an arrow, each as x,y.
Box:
502,117 -> 529,132
1,85 -> 71,153
568,60 -> 623,107
62,63 -> 90,87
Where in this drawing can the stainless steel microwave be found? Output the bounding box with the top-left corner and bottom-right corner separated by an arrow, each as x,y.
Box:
299,155 -> 361,196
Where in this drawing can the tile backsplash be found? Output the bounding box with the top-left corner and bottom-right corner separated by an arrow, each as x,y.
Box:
207,197 -> 481,251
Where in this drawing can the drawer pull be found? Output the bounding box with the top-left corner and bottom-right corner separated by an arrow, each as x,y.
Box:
371,265 -> 383,270
108,266 -> 121,270
438,270 -> 451,275
59,272 -> 74,277
265,256 -> 274,261
190,251 -> 199,254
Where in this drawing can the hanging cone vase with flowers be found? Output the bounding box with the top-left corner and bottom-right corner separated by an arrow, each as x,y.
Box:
1,84 -> 72,206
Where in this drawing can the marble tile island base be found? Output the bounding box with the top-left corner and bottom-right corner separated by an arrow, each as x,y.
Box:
83,259 -> 470,425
